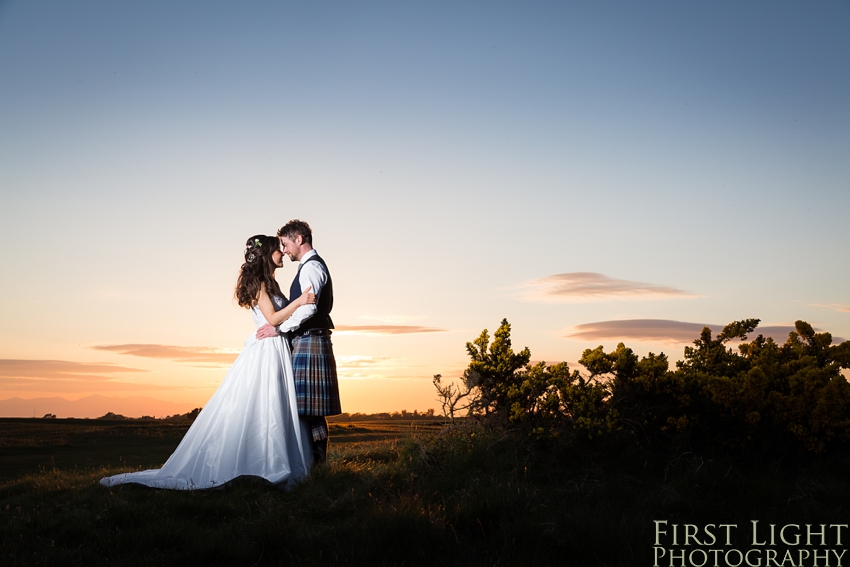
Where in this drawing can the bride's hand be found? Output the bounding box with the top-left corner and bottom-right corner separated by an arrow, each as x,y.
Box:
298,286 -> 317,306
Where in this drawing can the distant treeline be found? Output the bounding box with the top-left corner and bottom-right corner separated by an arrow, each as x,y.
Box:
90,408 -> 203,422
70,409 -> 439,423
328,409 -> 438,422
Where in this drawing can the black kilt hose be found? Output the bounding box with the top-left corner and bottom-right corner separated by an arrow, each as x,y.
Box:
291,333 -> 341,440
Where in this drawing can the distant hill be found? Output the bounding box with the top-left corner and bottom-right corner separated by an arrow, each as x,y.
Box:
0,395 -> 197,419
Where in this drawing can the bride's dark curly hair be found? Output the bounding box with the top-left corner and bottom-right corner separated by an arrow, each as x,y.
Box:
235,235 -> 284,308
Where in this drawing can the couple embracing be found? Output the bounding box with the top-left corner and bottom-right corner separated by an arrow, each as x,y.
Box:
101,220 -> 340,490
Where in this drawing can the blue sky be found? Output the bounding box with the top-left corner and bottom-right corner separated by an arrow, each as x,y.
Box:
1,1 -> 848,415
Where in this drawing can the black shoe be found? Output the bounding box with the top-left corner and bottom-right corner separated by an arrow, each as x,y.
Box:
312,438 -> 328,465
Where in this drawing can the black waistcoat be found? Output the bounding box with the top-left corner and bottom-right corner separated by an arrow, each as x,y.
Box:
289,253 -> 334,330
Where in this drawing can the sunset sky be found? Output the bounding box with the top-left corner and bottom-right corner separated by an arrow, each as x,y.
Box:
1,1 -> 849,417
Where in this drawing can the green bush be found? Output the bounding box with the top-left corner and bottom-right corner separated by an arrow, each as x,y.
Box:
441,319 -> 850,454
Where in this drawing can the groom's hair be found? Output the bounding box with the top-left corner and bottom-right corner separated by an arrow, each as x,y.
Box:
277,219 -> 312,245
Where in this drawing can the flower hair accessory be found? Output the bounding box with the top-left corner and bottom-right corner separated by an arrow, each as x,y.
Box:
245,238 -> 263,263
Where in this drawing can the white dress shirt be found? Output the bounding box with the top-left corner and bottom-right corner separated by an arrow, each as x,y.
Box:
278,249 -> 328,333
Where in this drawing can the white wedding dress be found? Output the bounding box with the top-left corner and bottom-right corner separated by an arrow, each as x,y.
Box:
100,296 -> 312,490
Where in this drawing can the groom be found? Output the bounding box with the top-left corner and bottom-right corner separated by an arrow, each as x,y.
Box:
256,219 -> 341,464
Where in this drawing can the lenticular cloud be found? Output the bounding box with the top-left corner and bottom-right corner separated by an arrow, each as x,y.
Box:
517,272 -> 698,302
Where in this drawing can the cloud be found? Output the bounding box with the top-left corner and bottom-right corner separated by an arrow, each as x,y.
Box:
335,355 -> 445,381
0,359 -> 147,380
335,355 -> 404,380
0,378 -> 176,393
356,314 -> 424,324
811,303 -> 850,313
516,272 -> 698,302
568,320 -> 718,343
0,359 -> 174,393
336,355 -> 396,370
334,325 -> 448,335
565,320 -> 833,344
92,344 -> 240,366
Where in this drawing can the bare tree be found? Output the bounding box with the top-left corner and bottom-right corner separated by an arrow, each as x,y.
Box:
433,373 -> 477,422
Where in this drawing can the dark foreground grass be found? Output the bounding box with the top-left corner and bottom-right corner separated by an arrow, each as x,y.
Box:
2,420 -> 850,566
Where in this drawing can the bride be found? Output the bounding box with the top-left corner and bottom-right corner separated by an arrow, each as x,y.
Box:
101,235 -> 316,490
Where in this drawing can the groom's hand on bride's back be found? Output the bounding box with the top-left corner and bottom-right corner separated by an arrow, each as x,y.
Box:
256,324 -> 277,340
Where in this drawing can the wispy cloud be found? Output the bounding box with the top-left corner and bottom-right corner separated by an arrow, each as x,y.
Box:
93,344 -> 240,366
0,359 -> 172,393
565,320 -> 831,344
336,355 -> 402,380
356,314 -> 424,324
516,272 -> 698,303
334,325 -> 448,335
811,303 -> 850,313
0,359 -> 147,380
336,355 -> 396,370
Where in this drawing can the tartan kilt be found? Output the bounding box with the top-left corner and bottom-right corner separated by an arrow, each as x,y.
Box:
291,334 -> 342,417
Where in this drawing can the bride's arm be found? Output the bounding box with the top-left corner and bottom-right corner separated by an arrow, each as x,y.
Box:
256,284 -> 316,327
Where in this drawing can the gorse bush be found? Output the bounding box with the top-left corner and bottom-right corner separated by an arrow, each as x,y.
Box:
437,318 -> 850,454
436,319 -> 617,440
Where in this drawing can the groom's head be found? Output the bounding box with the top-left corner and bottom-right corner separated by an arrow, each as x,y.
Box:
277,219 -> 313,262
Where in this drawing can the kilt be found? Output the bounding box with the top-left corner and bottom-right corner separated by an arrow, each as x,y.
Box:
291,334 -> 342,419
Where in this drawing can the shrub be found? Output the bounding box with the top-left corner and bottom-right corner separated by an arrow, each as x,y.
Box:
437,319 -> 850,454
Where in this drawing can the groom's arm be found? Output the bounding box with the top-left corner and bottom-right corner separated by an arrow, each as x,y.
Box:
277,261 -> 327,333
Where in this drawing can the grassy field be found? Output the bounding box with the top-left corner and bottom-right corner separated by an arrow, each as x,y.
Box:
3,418 -> 850,566
0,418 -> 439,482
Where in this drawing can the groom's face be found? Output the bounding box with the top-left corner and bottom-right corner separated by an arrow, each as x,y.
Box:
279,235 -> 300,262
